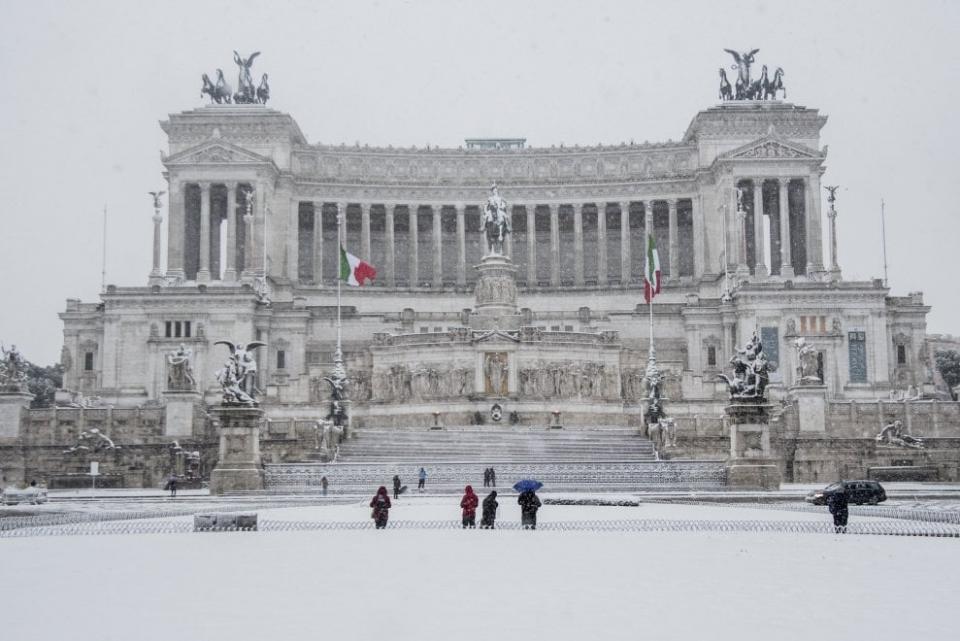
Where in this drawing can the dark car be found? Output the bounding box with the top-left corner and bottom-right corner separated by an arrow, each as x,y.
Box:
805,480 -> 886,506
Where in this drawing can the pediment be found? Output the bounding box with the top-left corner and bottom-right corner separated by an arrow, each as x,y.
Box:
164,139 -> 274,166
472,329 -> 519,344
721,136 -> 825,161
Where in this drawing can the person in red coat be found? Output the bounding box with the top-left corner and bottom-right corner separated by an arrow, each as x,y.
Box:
370,486 -> 392,529
460,485 -> 479,528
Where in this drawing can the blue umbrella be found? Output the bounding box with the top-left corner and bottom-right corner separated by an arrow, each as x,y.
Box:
513,479 -> 543,493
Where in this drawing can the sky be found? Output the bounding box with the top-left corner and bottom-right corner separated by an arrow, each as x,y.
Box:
1,0 -> 958,365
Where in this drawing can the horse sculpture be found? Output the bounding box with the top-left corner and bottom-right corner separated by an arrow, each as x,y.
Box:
724,48 -> 759,100
483,183 -> 510,255
718,68 -> 733,101
256,73 -> 270,105
201,70 -> 232,104
763,67 -> 785,100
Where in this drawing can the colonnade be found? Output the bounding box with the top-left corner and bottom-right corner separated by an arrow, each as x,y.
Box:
295,199 -> 700,288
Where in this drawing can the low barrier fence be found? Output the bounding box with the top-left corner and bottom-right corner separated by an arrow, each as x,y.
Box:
647,498 -> 960,525
1,517 -> 958,538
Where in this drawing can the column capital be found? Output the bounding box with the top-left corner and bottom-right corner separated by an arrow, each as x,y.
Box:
777,176 -> 791,187
665,198 -> 678,208
619,201 -> 631,210
198,181 -> 212,192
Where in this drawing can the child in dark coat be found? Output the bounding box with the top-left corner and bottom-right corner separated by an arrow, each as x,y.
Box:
481,491 -> 498,529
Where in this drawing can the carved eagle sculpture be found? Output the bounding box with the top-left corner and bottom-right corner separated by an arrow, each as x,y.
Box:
148,191 -> 166,210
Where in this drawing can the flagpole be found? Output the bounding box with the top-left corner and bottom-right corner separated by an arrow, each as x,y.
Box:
880,198 -> 889,288
334,203 -> 344,381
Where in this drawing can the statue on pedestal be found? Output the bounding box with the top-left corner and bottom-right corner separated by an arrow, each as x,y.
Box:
0,344 -> 28,392
232,50 -> 261,104
214,340 -> 266,405
718,332 -> 771,400
482,183 -> 511,255
166,343 -> 196,391
794,338 -> 821,383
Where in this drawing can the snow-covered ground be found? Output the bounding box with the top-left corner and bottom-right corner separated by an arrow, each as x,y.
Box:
2,497 -> 957,641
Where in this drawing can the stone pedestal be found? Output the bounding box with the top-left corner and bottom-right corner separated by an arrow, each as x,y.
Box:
209,406 -> 264,495
163,390 -> 202,438
791,384 -> 827,433
0,390 -> 33,440
725,400 -> 781,490
469,254 -> 522,331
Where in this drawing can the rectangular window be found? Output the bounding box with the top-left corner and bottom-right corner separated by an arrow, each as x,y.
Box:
419,327 -> 428,334
707,345 -> 717,367
165,321 -> 172,338
276,350 -> 286,370
848,331 -> 867,383
184,321 -> 191,338
174,321 -> 182,338
84,352 -> 94,371
434,326 -> 442,333
760,327 -> 780,371
897,344 -> 906,365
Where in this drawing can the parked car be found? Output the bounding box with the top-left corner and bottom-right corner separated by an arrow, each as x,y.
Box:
805,480 -> 886,506
2,485 -> 49,506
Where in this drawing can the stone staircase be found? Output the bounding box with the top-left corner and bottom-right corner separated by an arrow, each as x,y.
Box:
262,425 -> 726,493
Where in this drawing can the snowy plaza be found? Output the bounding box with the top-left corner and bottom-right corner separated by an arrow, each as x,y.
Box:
3,494 -> 960,641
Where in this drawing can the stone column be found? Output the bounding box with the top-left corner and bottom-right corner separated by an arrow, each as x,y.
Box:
385,203 -> 396,287
827,195 -> 841,278
224,183 -> 238,281
691,195 -> 705,278
778,178 -> 794,278
734,180 -> 750,277
286,197 -> 299,283
526,204 -> 537,286
549,204 -> 560,286
455,203 -> 466,286
753,178 -> 767,278
312,201 -> 324,285
433,205 -> 443,287
361,203 -> 372,260
643,201 -> 653,257
197,182 -> 211,282
597,201 -> 607,286
255,181 -> 266,276
149,201 -> 164,285
166,180 -> 185,280
574,203 -> 584,286
806,173 -> 825,274
620,201 -> 631,284
241,189 -> 255,280
409,205 -> 419,286
667,198 -> 679,278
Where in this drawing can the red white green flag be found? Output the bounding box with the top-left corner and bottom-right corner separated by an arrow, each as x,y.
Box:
644,234 -> 661,304
339,245 -> 377,286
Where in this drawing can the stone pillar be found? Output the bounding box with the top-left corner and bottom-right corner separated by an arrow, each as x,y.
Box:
455,203 -> 466,286
286,197 -> 299,283
827,196 -> 841,279
197,182 -> 212,282
596,201 -> 607,286
385,203 -> 396,287
0,390 -> 33,440
149,202 -> 164,285
224,183 -> 238,281
806,173 -> 825,274
312,202 -> 324,285
642,201 -> 652,258
620,201 -> 631,284
166,180 -> 185,280
549,204 -> 560,286
241,189 -> 255,280
254,181 -> 266,276
208,406 -> 265,495
725,402 -> 781,490
667,198 -> 679,279
574,203 -> 584,286
778,178 -> 794,278
753,178 -> 767,278
735,181 -> 750,277
526,204 -> 537,286
361,203 -> 372,260
691,196 -> 706,278
433,205 -> 443,287
409,205 -> 419,286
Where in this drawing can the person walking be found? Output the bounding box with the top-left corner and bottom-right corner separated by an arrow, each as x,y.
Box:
483,467 -> 490,488
320,475 -> 328,497
370,486 -> 392,529
460,485 -> 479,528
489,467 -> 496,488
518,489 -> 541,530
418,467 -> 427,492
393,474 -> 402,500
481,490 -> 498,529
827,486 -> 849,533
166,473 -> 178,498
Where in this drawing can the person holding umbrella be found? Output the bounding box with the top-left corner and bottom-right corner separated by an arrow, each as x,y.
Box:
481,490 -> 498,529
514,479 -> 543,530
370,486 -> 392,529
460,485 -> 479,528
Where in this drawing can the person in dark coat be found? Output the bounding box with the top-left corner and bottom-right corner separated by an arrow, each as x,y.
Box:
370,486 -> 392,529
518,489 -> 541,530
393,474 -> 402,499
489,467 -> 496,488
166,473 -> 178,498
418,467 -> 427,492
320,475 -> 328,496
827,487 -> 849,533
460,485 -> 479,528
481,491 -> 498,529
483,468 -> 491,488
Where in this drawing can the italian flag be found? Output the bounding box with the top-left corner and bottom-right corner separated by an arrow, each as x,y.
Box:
644,233 -> 661,304
339,245 -> 377,286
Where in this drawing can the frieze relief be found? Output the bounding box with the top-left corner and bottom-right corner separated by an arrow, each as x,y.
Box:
372,364 -> 475,402
475,277 -> 517,306
518,361 -> 619,400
